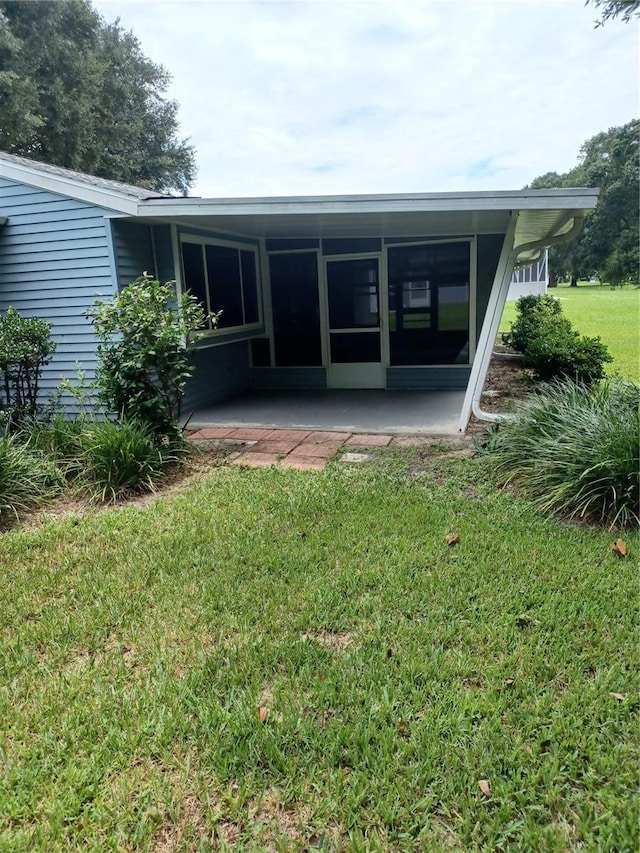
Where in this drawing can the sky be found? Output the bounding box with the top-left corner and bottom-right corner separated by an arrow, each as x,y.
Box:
94,0 -> 638,198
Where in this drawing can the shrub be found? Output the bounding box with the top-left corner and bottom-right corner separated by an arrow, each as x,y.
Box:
23,414 -> 86,477
481,377 -> 640,528
79,418 -> 178,503
502,294 -> 563,354
523,314 -> 613,385
502,294 -> 612,385
90,273 -> 216,440
0,307 -> 57,426
0,433 -> 63,519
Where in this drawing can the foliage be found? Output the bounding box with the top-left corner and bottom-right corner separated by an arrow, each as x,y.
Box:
500,281 -> 640,382
90,273 -> 216,439
23,414 -> 86,477
501,294 -> 562,353
0,0 -> 196,194
79,417 -> 175,503
522,314 -> 612,384
482,377 -> 639,528
0,433 -> 62,518
586,0 -> 640,25
0,307 -> 57,426
503,295 -> 612,385
528,120 -> 639,286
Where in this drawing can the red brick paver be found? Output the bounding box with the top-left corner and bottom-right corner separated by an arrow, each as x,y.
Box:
281,457 -> 327,471
246,439 -> 302,454
189,427 -> 236,440
227,428 -> 275,440
231,452 -> 280,467
264,429 -> 312,442
289,442 -> 344,459
305,431 -> 352,444
345,433 -> 393,447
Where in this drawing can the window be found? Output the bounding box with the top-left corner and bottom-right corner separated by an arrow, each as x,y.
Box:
180,237 -> 261,332
387,241 -> 470,365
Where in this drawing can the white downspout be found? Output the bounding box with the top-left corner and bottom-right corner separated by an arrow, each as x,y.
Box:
458,213 -> 584,432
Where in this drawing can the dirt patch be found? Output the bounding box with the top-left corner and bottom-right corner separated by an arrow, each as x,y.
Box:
301,630 -> 356,651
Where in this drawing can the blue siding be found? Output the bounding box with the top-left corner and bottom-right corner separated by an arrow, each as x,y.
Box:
476,234 -> 505,342
0,177 -> 117,411
251,367 -> 327,390
386,367 -> 471,390
111,220 -> 155,289
182,341 -> 251,412
152,225 -> 175,284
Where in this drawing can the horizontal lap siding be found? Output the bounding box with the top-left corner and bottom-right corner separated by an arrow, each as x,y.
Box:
251,367 -> 327,390
182,341 -> 251,412
0,177 -> 117,411
111,220 -> 154,289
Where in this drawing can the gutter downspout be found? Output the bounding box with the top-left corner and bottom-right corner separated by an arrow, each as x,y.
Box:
458,213 -> 584,432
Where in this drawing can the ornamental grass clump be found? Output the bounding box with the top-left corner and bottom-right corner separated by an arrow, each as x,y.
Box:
79,418 -> 176,503
482,377 -> 639,528
0,433 -> 63,519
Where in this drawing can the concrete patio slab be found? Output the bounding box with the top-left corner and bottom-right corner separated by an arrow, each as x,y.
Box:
345,434 -> 393,447
188,390 -> 465,435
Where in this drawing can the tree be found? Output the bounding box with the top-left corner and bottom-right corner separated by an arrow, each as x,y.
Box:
586,0 -> 640,25
0,0 -> 196,194
528,120 -> 639,286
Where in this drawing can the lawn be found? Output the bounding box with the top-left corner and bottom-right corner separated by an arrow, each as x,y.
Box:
0,449 -> 637,851
500,283 -> 640,381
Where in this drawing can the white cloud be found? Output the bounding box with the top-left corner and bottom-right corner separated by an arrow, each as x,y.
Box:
95,0 -> 638,196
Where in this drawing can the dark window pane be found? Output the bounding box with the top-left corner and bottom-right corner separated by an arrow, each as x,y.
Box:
206,244 -> 243,328
241,250 -> 259,324
327,259 -> 379,329
181,242 -> 209,326
322,237 -> 382,255
330,332 -> 381,363
388,242 -> 469,365
269,252 -> 322,366
266,238 -> 320,251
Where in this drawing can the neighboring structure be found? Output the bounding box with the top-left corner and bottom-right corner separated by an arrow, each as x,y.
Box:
508,251 -> 549,301
0,152 -> 598,431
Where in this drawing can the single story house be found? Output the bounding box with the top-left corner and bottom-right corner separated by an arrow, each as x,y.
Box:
0,151 -> 598,431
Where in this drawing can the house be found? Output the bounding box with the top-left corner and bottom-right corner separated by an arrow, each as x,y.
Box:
508,250 -> 549,301
0,151 -> 598,431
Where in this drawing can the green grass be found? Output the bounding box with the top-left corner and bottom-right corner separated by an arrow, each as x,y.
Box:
0,451 -> 637,851
500,283 -> 640,381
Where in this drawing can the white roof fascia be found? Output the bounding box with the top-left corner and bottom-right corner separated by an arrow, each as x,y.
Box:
136,188 -> 599,219
0,159 -> 140,215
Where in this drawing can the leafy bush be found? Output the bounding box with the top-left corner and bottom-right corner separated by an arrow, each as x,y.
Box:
502,294 -> 563,353
79,418 -> 177,503
481,377 -> 639,528
523,314 -> 613,385
502,294 -> 612,385
90,273 -> 216,439
23,414 -> 86,477
0,434 -> 63,519
0,307 -> 57,426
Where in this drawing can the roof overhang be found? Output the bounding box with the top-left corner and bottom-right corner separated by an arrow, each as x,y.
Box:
131,188 -> 599,248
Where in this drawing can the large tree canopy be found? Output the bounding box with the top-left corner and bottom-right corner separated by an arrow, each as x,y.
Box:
0,0 -> 196,194
528,120 -> 639,286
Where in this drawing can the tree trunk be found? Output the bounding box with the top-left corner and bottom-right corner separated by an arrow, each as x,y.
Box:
570,275 -> 578,287
548,270 -> 558,288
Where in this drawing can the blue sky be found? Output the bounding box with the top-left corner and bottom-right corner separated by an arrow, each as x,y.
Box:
95,0 -> 638,197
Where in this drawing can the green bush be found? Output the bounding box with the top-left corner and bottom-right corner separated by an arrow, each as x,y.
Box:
23,414 -> 86,477
0,307 -> 57,426
90,273 -> 216,439
482,377 -> 639,528
0,434 -> 63,519
502,294 -> 612,385
523,314 -> 613,385
79,418 -> 178,503
502,294 -> 563,353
